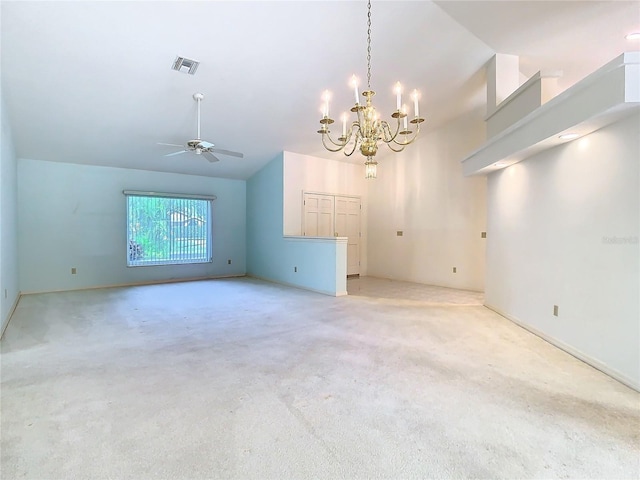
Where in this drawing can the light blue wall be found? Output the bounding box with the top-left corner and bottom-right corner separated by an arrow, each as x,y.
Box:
247,154 -> 346,296
18,159 -> 246,293
247,154 -> 285,276
1,92 -> 20,332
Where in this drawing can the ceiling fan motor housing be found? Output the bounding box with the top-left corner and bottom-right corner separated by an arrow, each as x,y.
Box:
187,140 -> 205,150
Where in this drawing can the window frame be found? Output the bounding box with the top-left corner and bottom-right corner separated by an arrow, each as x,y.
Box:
123,190 -> 216,267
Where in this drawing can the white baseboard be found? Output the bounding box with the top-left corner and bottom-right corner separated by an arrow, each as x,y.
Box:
1,291 -> 22,340
19,274 -> 247,296
247,274 -> 346,297
485,304 -> 640,393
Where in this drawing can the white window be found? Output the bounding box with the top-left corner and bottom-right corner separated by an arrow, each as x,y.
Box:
125,191 -> 214,267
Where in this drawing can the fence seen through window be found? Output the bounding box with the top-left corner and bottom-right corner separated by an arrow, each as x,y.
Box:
126,194 -> 212,266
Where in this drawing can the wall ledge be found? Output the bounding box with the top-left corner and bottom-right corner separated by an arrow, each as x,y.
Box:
463,52 -> 640,176
484,70 -> 561,122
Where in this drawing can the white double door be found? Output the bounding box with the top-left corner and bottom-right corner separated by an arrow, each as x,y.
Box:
303,193 -> 361,276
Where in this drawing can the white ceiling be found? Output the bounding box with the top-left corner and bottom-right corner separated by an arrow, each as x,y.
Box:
2,1 -> 638,180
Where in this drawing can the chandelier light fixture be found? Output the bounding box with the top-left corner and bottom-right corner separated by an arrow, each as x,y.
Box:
317,0 -> 424,179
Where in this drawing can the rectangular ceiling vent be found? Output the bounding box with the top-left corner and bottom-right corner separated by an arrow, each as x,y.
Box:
172,56 -> 199,75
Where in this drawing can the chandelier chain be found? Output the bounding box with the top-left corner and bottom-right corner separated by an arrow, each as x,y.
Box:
366,0 -> 372,89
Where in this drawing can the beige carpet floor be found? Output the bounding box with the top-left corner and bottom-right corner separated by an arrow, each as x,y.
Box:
1,276 -> 638,479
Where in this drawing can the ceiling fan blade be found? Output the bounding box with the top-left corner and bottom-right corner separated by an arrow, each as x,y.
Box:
210,147 -> 244,158
158,142 -> 184,147
202,152 -> 220,163
198,140 -> 215,149
164,150 -> 188,157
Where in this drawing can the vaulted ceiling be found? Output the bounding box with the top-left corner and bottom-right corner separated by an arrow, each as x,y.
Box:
2,1 -> 638,179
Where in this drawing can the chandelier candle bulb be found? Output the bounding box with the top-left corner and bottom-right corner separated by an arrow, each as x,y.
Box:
395,82 -> 402,110
352,75 -> 359,104
412,90 -> 419,118
323,90 -> 330,118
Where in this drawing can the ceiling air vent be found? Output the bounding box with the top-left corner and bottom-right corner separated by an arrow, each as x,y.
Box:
172,56 -> 199,75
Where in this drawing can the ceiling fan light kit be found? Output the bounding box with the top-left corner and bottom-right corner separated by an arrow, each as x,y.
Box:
317,0 -> 425,179
160,92 -> 244,163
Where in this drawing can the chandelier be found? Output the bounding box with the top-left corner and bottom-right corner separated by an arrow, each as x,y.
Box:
317,0 -> 424,179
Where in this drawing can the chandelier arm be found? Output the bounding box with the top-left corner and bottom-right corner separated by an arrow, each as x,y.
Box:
325,130 -> 350,148
343,133 -> 359,156
355,106 -> 365,128
382,114 -> 412,144
386,143 -> 406,153
391,122 -> 422,147
321,133 -> 349,152
378,120 -> 397,143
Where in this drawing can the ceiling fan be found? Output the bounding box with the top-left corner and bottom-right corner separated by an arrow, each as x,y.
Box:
159,93 -> 244,163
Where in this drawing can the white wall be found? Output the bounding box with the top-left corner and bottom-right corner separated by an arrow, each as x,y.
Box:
1,92 -> 20,333
367,112 -> 487,291
486,113 -> 640,390
247,154 -> 347,296
283,151 -> 368,274
18,159 -> 246,293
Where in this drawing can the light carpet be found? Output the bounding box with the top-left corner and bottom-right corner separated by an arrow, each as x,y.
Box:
1,276 -> 638,479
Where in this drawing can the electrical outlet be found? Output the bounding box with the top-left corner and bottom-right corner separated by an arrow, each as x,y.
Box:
294,266 -> 297,273
71,268 -> 77,275
453,267 -> 457,273
227,259 -> 232,265
553,305 -> 559,316
481,232 -> 487,238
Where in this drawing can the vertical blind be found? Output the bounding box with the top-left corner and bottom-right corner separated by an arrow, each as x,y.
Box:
124,191 -> 213,267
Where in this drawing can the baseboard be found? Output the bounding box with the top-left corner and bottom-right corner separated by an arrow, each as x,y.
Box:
485,304 -> 640,393
18,274 -> 247,296
364,275 -> 484,294
1,291 -> 22,341
247,274 -> 347,297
